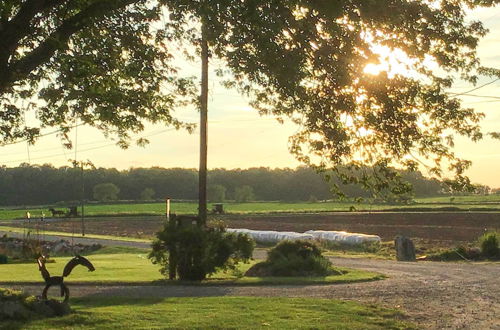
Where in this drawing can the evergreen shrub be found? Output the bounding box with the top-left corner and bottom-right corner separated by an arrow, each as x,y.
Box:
149,220 -> 254,281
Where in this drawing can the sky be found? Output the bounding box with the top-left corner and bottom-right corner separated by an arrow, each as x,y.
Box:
1,6 -> 500,187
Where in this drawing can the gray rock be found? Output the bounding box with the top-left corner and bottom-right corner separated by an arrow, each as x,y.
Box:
52,240 -> 67,254
0,301 -> 31,319
30,300 -> 55,317
395,235 -> 416,261
51,240 -> 70,254
45,300 -> 71,316
31,299 -> 71,317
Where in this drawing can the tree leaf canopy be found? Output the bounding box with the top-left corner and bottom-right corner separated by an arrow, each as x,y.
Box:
1,0 -> 499,193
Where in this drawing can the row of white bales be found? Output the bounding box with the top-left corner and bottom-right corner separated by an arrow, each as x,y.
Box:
227,228 -> 381,246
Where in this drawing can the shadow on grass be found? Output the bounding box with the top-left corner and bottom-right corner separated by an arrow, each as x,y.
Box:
83,284 -> 235,301
0,268 -> 385,289
71,295 -> 166,308
75,272 -> 385,303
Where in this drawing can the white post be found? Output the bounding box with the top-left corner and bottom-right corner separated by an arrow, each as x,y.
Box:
166,198 -> 171,222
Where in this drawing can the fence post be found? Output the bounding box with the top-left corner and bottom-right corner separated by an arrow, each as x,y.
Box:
165,197 -> 171,222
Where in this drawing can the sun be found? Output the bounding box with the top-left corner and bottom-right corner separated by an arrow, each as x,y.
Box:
363,44 -> 437,79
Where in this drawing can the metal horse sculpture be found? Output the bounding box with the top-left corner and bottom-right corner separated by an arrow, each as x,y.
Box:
37,255 -> 95,302
48,208 -> 65,217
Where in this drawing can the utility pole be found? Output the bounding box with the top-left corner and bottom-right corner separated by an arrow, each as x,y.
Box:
198,21 -> 209,226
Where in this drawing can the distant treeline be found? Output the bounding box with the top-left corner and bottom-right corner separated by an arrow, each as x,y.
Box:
0,164 -> 456,206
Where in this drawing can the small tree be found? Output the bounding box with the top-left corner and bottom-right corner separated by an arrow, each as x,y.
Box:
208,184 -> 226,203
140,187 -> 155,201
93,183 -> 120,202
235,186 -> 255,203
149,220 -> 254,281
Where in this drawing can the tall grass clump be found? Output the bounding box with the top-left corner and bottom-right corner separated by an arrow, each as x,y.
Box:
428,231 -> 500,261
479,231 -> 499,259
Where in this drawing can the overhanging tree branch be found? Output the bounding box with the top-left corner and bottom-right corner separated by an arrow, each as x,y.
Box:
0,0 -> 66,65
0,0 -> 141,94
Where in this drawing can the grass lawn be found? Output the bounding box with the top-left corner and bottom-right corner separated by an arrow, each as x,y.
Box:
0,248 -> 383,285
2,296 -> 413,329
2,195 -> 500,221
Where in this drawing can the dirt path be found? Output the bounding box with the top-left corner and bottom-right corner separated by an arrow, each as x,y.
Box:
7,257 -> 499,329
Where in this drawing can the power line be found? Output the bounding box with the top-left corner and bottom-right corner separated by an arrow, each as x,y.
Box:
0,123 -> 84,147
2,77 -> 496,151
2,126 -> 180,156
479,11 -> 500,24
449,93 -> 500,100
0,121 -> 183,149
1,142 -> 116,165
1,139 -> 112,157
0,128 -> 178,165
448,78 -> 500,97
463,99 -> 500,105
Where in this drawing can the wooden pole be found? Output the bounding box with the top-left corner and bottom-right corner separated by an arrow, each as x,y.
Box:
198,21 -> 209,226
81,163 -> 85,236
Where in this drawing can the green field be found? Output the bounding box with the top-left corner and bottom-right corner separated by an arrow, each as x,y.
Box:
417,195 -> 500,203
2,195 -> 500,221
2,296 -> 412,329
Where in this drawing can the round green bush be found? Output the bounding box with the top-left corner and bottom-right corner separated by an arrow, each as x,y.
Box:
0,254 -> 8,264
247,240 -> 341,277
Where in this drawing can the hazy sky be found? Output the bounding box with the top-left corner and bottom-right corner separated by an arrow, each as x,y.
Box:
2,7 -> 500,187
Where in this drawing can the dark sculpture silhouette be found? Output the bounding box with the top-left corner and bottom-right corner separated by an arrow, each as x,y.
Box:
48,208 -> 65,217
37,255 -> 95,302
48,207 -> 78,217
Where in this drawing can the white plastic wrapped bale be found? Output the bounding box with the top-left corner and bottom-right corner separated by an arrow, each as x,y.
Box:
305,230 -> 381,245
227,228 -> 314,244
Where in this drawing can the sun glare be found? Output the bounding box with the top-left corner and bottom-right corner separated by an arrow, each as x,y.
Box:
340,113 -> 373,138
363,44 -> 437,79
363,45 -> 416,77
